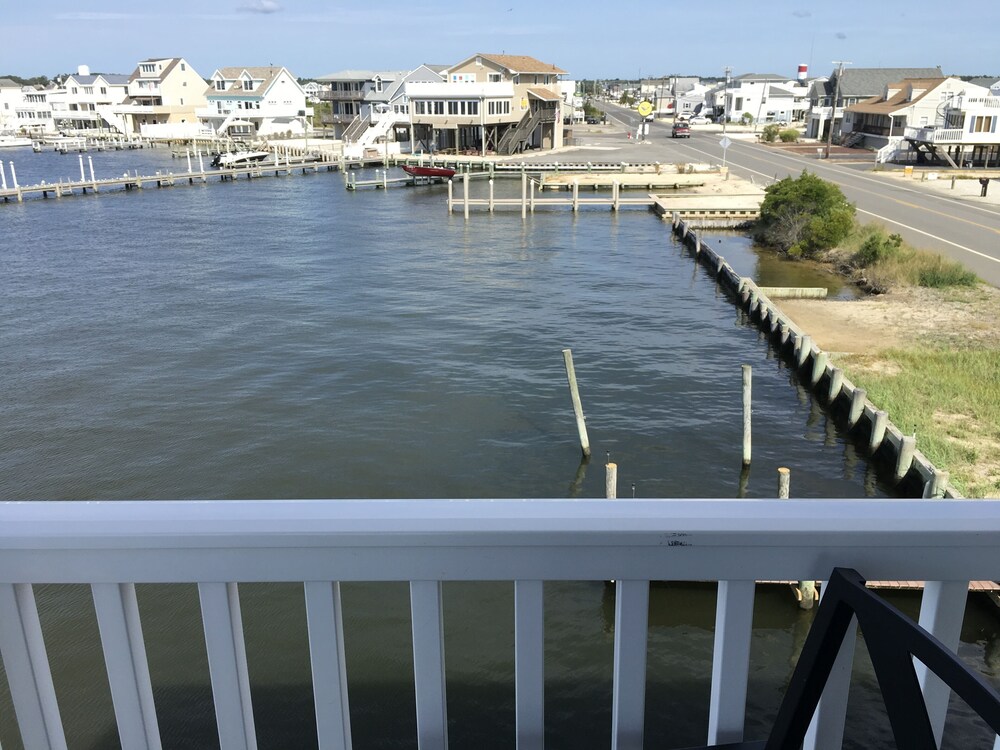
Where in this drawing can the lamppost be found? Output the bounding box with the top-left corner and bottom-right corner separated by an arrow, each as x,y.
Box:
825,60 -> 851,158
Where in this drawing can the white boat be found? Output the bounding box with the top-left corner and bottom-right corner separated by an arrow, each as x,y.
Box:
211,150 -> 270,168
0,133 -> 33,149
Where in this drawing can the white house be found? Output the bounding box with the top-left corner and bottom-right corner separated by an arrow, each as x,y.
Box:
9,85 -> 56,134
198,66 -> 312,139
844,77 -> 999,166
49,65 -> 129,133
0,78 -> 23,131
721,73 -> 810,125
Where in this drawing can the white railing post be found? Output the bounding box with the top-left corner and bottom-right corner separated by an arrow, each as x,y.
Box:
612,580 -> 650,750
0,583 -> 68,750
803,585 -> 857,750
92,583 -> 161,750
707,580 -> 755,745
916,580 -> 969,747
199,582 -> 257,750
514,580 -> 544,750
304,581 -> 353,750
410,580 -> 448,750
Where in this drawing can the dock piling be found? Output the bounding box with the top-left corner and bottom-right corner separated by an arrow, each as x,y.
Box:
562,348 -> 591,458
742,364 -> 752,466
895,435 -> 917,482
848,388 -> 866,428
463,172 -> 470,220
778,467 -> 790,499
606,462 -> 618,499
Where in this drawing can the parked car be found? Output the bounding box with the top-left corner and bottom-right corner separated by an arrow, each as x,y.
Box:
671,122 -> 691,138
688,115 -> 710,125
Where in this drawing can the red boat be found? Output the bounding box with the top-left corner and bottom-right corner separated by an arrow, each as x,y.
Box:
401,164 -> 456,179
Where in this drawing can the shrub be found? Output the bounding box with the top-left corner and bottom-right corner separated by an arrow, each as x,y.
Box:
753,171 -> 856,256
778,128 -> 799,143
740,112 -> 754,125
916,256 -> 979,288
854,230 -> 903,267
761,124 -> 780,143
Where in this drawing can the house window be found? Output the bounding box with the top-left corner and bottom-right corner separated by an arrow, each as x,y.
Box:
488,73 -> 501,83
181,63 -> 186,71
140,64 -> 156,74
476,56 -> 482,66
467,101 -> 478,115
243,80 -> 253,91
84,86 -> 93,94
971,115 -> 997,133
215,80 -> 226,90
374,77 -> 383,93
433,101 -> 444,115
100,87 -> 107,95
71,87 -> 78,94
448,101 -> 459,115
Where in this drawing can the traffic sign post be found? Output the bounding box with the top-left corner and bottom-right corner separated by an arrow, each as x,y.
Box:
719,135 -> 732,172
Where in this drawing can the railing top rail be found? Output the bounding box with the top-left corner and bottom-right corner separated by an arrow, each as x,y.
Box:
0,499 -> 998,584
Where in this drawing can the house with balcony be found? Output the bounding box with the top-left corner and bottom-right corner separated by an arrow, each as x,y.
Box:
408,53 -> 566,156
337,65 -> 446,156
314,70 -> 391,139
8,85 -> 56,135
806,66 -> 943,140
840,77 -> 986,163
198,66 -> 312,139
112,57 -> 207,137
886,83 -> 999,167
49,65 -> 128,133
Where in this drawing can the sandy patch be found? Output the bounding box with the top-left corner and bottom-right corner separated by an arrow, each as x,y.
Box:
776,285 -> 1000,354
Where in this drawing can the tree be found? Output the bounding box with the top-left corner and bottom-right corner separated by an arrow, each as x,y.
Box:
753,171 -> 856,257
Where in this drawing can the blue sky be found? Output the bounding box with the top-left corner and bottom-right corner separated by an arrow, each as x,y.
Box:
4,1 -> 997,81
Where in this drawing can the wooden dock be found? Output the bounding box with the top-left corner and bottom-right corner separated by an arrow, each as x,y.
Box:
0,154 -> 383,204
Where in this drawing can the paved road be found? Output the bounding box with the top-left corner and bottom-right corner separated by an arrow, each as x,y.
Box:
566,102 -> 1000,286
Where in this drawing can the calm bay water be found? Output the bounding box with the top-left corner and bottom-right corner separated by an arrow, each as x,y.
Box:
0,145 -> 996,749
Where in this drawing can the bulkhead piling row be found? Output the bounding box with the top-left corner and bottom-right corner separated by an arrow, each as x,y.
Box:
670,217 -> 956,498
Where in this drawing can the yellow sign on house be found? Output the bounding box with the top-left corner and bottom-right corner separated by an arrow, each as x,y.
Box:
637,100 -> 653,118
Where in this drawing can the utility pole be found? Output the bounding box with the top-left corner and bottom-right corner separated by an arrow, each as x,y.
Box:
825,60 -> 851,158
722,66 -> 732,135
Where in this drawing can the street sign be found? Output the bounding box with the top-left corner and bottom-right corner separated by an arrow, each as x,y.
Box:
719,136 -> 732,149
637,101 -> 653,118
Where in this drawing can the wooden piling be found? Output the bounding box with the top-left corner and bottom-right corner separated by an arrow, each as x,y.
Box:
794,335 -> 811,367
895,435 -> 917,481
572,179 -> 579,211
809,351 -> 827,386
827,367 -> 844,403
779,323 -> 791,348
448,179 -> 453,212
778,467 -> 790,499
606,462 -> 618,499
848,388 -> 866,428
562,349 -> 591,458
489,179 -> 494,212
869,410 -> 888,453
521,172 -> 527,219
463,172 -> 469,220
742,364 -> 752,466
922,469 -> 949,499
530,178 -> 535,213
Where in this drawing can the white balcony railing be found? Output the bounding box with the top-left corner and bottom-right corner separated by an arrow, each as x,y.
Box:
0,499 -> 997,750
905,126 -> 966,143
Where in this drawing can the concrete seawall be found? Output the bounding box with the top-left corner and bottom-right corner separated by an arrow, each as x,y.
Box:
669,215 -> 956,499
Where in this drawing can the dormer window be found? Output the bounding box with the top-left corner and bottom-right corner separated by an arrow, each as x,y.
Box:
374,77 -> 383,93
243,79 -> 254,91
140,64 -> 156,74
215,80 -> 226,90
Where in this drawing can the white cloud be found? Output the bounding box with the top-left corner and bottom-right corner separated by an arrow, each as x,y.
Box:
237,0 -> 283,13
